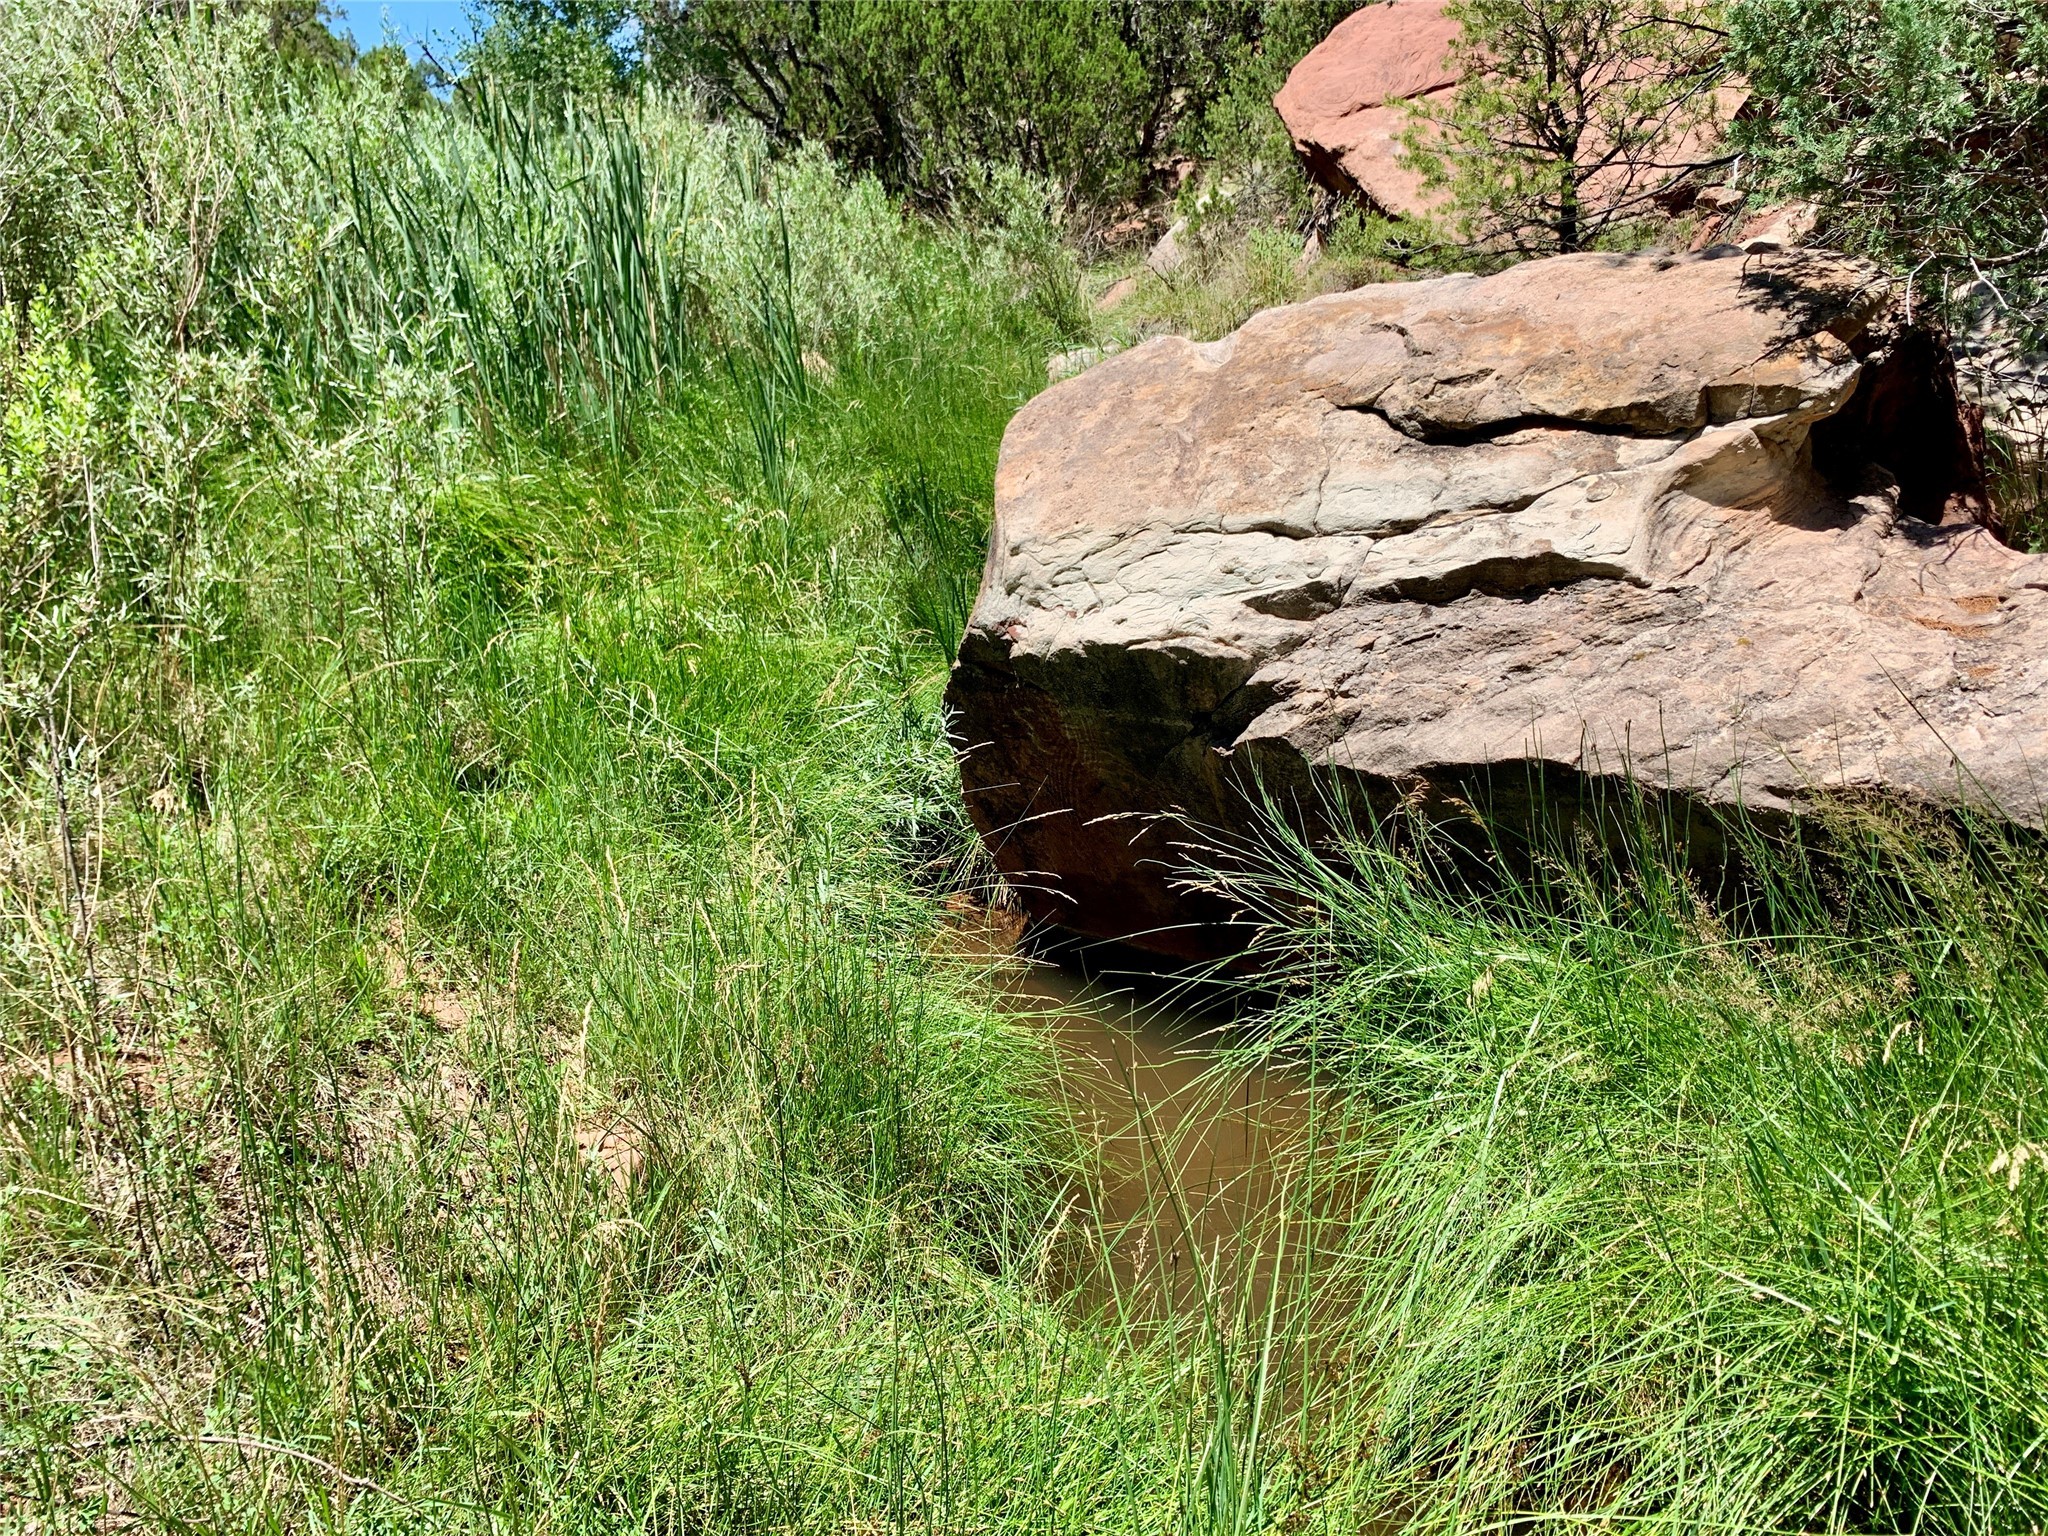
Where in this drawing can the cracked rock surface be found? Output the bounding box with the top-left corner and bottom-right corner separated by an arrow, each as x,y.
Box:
946,250 -> 2048,957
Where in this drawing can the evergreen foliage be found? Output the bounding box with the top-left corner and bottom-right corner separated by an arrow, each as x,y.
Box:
260,0 -> 357,70
647,0 -> 1354,209
463,0 -> 642,98
1730,0 -> 2048,304
1400,0 -> 1730,254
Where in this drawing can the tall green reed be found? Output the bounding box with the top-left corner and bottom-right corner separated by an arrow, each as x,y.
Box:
322,85 -> 698,445
881,464 -> 983,662
722,213 -> 810,517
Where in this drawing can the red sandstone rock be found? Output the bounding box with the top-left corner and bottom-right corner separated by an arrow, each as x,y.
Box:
1273,0 -> 1459,217
1276,4 -> 1745,226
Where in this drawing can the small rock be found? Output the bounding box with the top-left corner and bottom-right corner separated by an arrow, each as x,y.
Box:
1693,184 -> 1747,214
1737,201 -> 1819,253
1101,212 -> 1151,247
1145,219 -> 1188,279
1095,276 -> 1139,312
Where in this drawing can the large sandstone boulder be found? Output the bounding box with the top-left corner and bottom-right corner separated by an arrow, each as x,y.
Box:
946,250 -> 2041,958
1272,0 -> 1459,219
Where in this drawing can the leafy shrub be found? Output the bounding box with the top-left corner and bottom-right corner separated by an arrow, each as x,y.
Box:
648,0 -> 1353,212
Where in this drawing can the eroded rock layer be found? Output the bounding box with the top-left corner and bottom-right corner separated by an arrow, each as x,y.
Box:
947,250 -> 2046,956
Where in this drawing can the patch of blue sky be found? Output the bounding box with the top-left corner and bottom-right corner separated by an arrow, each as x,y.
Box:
329,1 -> 478,66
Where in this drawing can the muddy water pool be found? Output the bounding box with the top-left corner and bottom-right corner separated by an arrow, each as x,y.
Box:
949,909 -> 1333,1326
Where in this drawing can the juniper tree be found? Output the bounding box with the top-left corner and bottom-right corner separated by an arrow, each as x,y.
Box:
1730,0 -> 2048,303
646,0 -> 1350,211
1401,0 -> 1729,255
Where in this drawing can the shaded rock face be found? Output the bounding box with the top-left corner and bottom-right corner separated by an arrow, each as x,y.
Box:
946,250 -> 2045,958
1956,278 -> 2048,456
1272,0 -> 1459,218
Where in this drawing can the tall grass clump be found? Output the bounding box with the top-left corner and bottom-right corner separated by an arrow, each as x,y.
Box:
316,89 -> 701,443
1196,796 -> 2048,1532
0,1 -> 1224,1527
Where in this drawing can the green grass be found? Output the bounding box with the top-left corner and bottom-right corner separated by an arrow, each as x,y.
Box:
0,267 -> 1204,1529
1198,801 -> 2048,1531
5,7 -> 2048,1531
